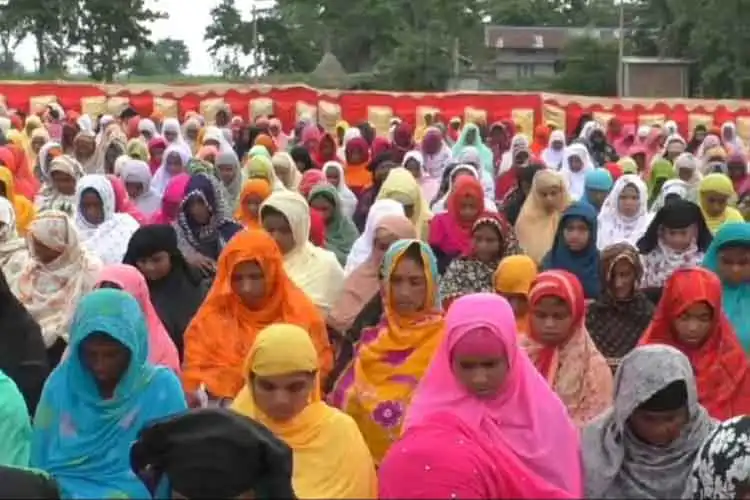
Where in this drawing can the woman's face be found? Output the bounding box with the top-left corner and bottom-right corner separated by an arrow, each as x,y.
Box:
500,293 -> 528,322
217,164 -> 236,185
104,145 -> 121,171
151,146 -> 165,163
451,349 -> 508,398
186,196 -> 211,226
262,211 -> 295,254
728,162 -> 747,181
80,333 -> 131,396
185,126 -> 199,141
586,189 -> 608,209
618,185 -> 640,217
457,194 -> 480,222
464,128 -> 477,145
673,301 -> 713,347
309,195 -> 335,223
134,250 -> 172,281
660,225 -> 695,251
717,246 -> 750,286
32,237 -> 63,264
140,130 -> 153,142
551,140 -> 564,151
251,371 -> 315,422
701,191 -> 729,217
568,155 -> 583,172
678,167 -> 693,182
404,159 -> 421,179
51,171 -> 76,196
165,152 -> 184,175
31,137 -> 46,153
324,166 -> 341,187
694,130 -> 707,143
628,405 -> 689,447
387,254 -> 427,316
75,138 -> 95,158
125,181 -> 143,200
373,161 -> 395,184
538,185 -> 562,212
230,260 -> 266,309
562,217 -> 590,251
472,223 -> 502,264
242,193 -> 263,219
609,258 -> 636,300
530,296 -> 574,345
347,148 -> 365,165
81,190 -> 104,225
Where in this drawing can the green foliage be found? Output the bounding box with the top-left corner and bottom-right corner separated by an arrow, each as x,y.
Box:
130,38 -> 191,77
553,37 -> 619,96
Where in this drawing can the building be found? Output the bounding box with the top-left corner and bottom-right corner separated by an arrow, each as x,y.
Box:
621,57 -> 692,98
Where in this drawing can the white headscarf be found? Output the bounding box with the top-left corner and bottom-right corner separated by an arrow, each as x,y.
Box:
161,118 -> 184,145
119,159 -> 161,217
95,115 -> 114,145
344,199 -> 404,276
431,163 -> 498,214
138,118 -> 158,139
541,130 -> 566,170
74,174 -> 140,264
322,161 -> 357,218
151,142 -> 191,196
596,174 -> 650,250
77,114 -> 93,134
0,197 -> 28,285
560,143 -> 595,200
722,121 -> 745,150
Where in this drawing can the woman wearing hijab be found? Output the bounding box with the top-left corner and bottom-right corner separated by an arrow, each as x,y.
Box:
530,124 -> 550,157
432,163 -> 497,215
94,264 -> 180,374
582,168 -> 613,212
420,127 -> 451,201
321,161 -> 357,218
376,167 -> 432,239
647,158 -> 676,206
638,198 -> 712,291
494,254 -> 538,336
440,212 -> 519,308
182,229 -> 332,402
344,199 -> 405,276
390,122 -> 415,165
261,190 -> 344,316
560,143 -> 595,200
30,289 -> 187,498
639,267 -> 750,419
235,178 -> 272,229
146,136 -> 166,174
540,202 -> 601,299
353,152 -> 398,232
0,198 -> 29,283
33,146 -> 74,213
151,142 -> 191,197
0,145 -> 38,201
329,240 -> 444,464
582,345 -> 714,498
451,123 -> 494,178
118,158 -> 161,218
686,124 -> 708,154
702,223 -> 750,352
0,166 -> 35,236
500,162 -> 545,226
271,152 -> 301,191
244,155 -> 285,191
13,211 -> 102,367
379,293 -> 582,499
515,169 -> 571,263
586,243 -> 655,372
214,149 -> 242,210
698,173 -> 744,233
73,174 -> 139,265
342,136 -> 372,195
89,123 -> 126,174
308,183 -> 359,266
290,145 -> 315,174
649,178 -> 693,215
107,174 -> 147,225
148,173 -> 189,225
126,137 -> 149,163
486,121 -> 509,168
522,270 -> 613,425
541,129 -> 566,170
231,324 -> 377,498
596,174 -> 650,249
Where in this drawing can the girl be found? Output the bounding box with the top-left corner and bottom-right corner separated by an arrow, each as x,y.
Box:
698,173 -> 744,233
596,174 -> 650,249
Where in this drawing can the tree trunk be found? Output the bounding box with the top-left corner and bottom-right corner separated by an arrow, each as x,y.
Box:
35,30 -> 46,73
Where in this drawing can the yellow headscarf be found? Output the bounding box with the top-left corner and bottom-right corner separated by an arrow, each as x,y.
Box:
126,138 -> 149,162
494,255 -> 538,335
232,324 -> 377,499
376,167 -> 432,239
0,166 -> 35,236
698,173 -> 744,233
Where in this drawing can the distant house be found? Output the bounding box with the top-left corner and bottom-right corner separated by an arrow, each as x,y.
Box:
484,25 -> 619,81
621,57 -> 692,98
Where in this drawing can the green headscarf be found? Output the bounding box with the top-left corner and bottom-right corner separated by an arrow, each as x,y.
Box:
308,184 -> 360,265
647,158 -> 676,205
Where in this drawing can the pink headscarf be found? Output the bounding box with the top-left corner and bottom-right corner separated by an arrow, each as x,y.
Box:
380,293 -> 582,499
149,173 -> 189,225
95,264 -> 181,374
269,117 -> 289,151
301,124 -> 321,154
298,169 -> 326,199
614,124 -> 636,157
106,174 -> 147,225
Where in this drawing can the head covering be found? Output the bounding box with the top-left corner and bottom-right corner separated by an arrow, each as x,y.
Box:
494,254 -> 538,334
30,289 -> 187,498
0,145 -> 39,200
107,174 -> 147,225
148,173 -> 189,225
181,229 -> 330,398
451,123 -> 494,176
0,166 -> 35,236
376,167 -> 432,239
0,196 -> 28,285
271,152 -> 302,191
126,138 -> 148,162
648,158 -> 677,202
560,143 -> 595,199
698,173 -> 744,233
381,293 -> 582,498
94,264 -> 180,373
524,270 -> 614,425
146,136 -> 167,173
119,159 -> 161,217
582,345 -> 714,498
541,129 -> 566,169
596,174 -> 650,249
321,161 -> 357,218
639,267 -> 750,420
584,167 -> 613,195
214,149 -> 242,209
308,183 -> 359,266
151,142 -> 191,196
245,155 -> 284,191
344,199 -> 405,275
650,178 -> 693,213
298,169 -> 326,199
343,137 -> 373,191
235,178 -> 271,229
427,175 -> 484,256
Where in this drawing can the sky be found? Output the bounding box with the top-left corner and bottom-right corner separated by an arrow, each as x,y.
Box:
15,0 -> 264,75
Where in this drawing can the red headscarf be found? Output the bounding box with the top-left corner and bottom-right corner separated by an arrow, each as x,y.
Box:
639,267 -> 750,420
147,136 -> 167,174
427,176 -> 485,256
298,169 -> 326,199
604,162 -> 623,181
315,132 -> 339,166
371,137 -> 391,159
1,145 -> 39,200
392,122 -> 415,164
309,207 -> 326,247
530,125 -> 550,157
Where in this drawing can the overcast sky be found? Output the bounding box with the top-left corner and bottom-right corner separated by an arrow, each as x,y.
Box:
15,0 -> 264,75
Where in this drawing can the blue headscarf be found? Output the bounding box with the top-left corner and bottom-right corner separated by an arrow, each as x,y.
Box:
450,123 -> 494,177
382,239 -> 442,311
583,168 -> 613,210
702,222 -> 750,352
0,369 -> 32,467
542,201 -> 601,298
30,289 -> 186,499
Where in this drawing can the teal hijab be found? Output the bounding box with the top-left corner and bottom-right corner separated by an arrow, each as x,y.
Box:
703,222 -> 750,352
450,123 -> 494,177
0,370 -> 31,467
308,183 -> 360,266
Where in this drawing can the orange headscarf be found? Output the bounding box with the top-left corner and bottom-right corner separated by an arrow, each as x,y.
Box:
0,145 -> 39,200
181,229 -> 332,399
234,179 -> 272,228
493,254 -> 538,335
254,134 -> 277,156
530,124 -> 550,156
343,137 -> 372,192
639,267 -> 750,420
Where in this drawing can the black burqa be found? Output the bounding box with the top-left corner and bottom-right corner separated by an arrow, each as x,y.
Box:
122,224 -> 209,360
0,268 -> 49,415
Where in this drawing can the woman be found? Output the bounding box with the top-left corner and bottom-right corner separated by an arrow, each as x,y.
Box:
440,213 -> 519,308
147,136 -> 166,174
14,211 -> 102,367
148,173 -> 189,225
329,240 -> 444,464
647,159 -> 676,206
650,178 -> 694,214
376,167 -> 431,239
0,166 -> 35,236
74,174 -> 139,265
299,169 -> 325,199
432,163 -> 497,215
182,229 -> 332,402
261,190 -> 344,316
638,198 -> 712,291
271,152 -> 301,191
420,127 -> 451,202
0,145 -> 38,201
541,130 -> 566,170
451,123 -> 493,178
378,294 -> 582,499
698,173 -> 744,233
0,198 -> 29,283
582,345 -> 715,498
586,243 -> 655,372
639,267 -> 750,420
500,163 -> 545,226
522,270 -> 613,425
89,123 -> 126,174
596,174 -> 650,249
560,143 -> 595,200
290,145 -> 316,174
702,223 -> 750,352
235,178 -> 272,229
541,201 -> 601,299
215,149 -> 243,210
494,254 -> 538,335
582,168 -> 613,212
94,264 -> 181,374
126,137 -> 148,163
119,158 -> 161,218
244,155 -> 284,191
152,142 -> 191,196
123,225 -> 209,359
231,324 -> 377,498
107,174 -> 147,225
175,172 -> 243,269
353,153 -> 398,232
308,183 -> 359,266
0,370 -> 33,467
30,289 -> 187,498
322,161 -> 357,218
344,199 -> 405,276
515,169 -> 571,263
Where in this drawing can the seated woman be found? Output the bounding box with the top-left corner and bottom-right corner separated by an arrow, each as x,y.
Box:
582,168 -> 613,212
232,324 -> 377,498
440,212 -> 520,308
647,159 -> 676,206
30,289 -> 187,498
322,161 -> 357,218
376,167 -> 432,239
182,229 -> 332,404
431,163 -> 497,215
586,243 -> 655,372
328,240 -> 445,465
215,149 -> 242,210
14,211 -> 102,368
151,143 -> 191,197
94,264 -> 180,374
493,254 -> 538,336
541,201 -> 601,299
0,370 -> 34,467
261,190 -> 344,316
698,173 -> 744,233
596,174 -> 650,249
638,198 -> 713,295
0,166 -> 35,236
272,152 -> 302,191
639,267 -> 750,420
73,174 -> 139,265
235,178 -> 272,229
582,345 -> 714,498
244,155 -> 285,191
148,173 -> 189,225
345,199 -> 405,276
308,183 -> 360,266
378,294 -> 582,499
34,155 -> 83,216
174,172 -> 243,273
119,159 -> 161,218
522,270 -> 613,426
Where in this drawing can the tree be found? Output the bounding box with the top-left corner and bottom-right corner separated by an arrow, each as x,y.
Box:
0,2 -> 28,73
554,37 -> 619,96
130,38 -> 190,76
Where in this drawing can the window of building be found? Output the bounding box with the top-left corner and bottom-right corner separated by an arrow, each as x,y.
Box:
533,35 -> 544,48
517,64 -> 535,79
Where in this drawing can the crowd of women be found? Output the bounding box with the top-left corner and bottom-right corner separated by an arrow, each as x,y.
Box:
1,102 -> 750,498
